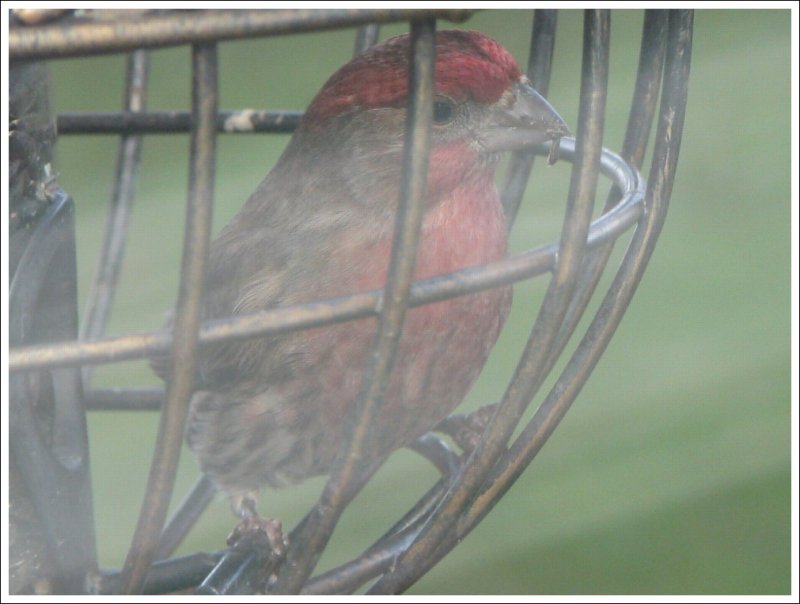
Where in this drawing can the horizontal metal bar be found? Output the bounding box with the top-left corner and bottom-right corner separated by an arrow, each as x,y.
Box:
80,50 -> 150,395
10,9 -> 473,61
9,139 -> 645,375
57,110 -> 303,135
92,553 -> 221,595
84,387 -> 163,411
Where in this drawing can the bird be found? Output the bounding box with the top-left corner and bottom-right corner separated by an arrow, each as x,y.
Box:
153,29 -> 570,521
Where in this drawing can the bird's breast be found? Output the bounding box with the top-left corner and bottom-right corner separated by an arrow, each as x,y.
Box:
299,178 -> 511,451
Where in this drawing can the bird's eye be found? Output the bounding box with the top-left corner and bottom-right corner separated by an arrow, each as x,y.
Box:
433,99 -> 455,124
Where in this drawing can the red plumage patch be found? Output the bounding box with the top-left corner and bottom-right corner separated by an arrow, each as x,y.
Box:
306,30 -> 522,122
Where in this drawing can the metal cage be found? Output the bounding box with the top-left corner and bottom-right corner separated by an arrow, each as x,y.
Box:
8,8 -> 693,595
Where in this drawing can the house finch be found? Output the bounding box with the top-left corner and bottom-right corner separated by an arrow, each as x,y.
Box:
156,30 -> 569,517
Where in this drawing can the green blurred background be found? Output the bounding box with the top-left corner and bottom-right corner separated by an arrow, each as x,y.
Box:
46,9 -> 790,595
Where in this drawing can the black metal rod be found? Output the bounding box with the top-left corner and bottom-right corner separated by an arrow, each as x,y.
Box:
196,545 -> 262,595
57,109 -> 302,135
93,552 -> 221,595
84,387 -> 164,410
80,50 -> 149,386
270,18 -> 437,594
301,435 -> 462,593
368,10 -> 611,594
117,42 -> 218,595
9,9 -> 472,60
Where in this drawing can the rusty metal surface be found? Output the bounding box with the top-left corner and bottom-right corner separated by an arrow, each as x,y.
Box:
9,9 -> 473,60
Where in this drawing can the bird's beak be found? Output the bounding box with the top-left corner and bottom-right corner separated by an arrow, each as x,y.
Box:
479,80 -> 571,153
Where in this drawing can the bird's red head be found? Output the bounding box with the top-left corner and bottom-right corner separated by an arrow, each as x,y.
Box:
305,30 -> 523,123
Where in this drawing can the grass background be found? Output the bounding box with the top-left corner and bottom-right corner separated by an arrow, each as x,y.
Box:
45,9 -> 791,595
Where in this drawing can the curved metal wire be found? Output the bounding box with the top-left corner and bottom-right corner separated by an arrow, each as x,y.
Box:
8,8 -> 692,595
368,10 -> 611,592
79,49 -> 149,388
56,109 -> 303,135
8,139 -> 643,376
375,13 -> 693,589
127,133 -> 644,597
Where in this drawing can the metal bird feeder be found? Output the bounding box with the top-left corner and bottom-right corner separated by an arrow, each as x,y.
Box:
8,8 -> 693,595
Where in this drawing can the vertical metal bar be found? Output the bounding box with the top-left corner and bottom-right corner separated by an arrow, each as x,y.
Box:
80,50 -> 149,384
353,23 -> 380,55
501,9 -> 559,225
271,18 -> 436,594
618,10 -> 669,168
117,42 -> 217,594
541,9 -> 668,376
633,9 -> 692,261
369,10 -> 610,593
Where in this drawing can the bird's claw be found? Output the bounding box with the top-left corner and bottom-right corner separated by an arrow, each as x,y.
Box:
224,495 -> 289,591
226,515 -> 287,557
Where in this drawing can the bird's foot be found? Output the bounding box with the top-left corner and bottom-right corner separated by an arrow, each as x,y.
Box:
436,402 -> 499,455
409,433 -> 461,480
226,514 -> 287,556
224,495 -> 288,591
